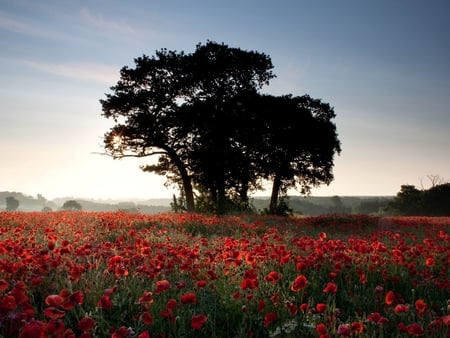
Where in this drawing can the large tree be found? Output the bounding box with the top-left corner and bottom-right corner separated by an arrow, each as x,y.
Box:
240,94 -> 341,213
101,41 -> 340,214
101,41 -> 274,212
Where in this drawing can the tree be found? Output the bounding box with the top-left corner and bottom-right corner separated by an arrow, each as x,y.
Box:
388,182 -> 450,216
101,41 -> 274,212
62,200 -> 82,211
245,94 -> 341,213
101,41 -> 340,214
422,183 -> 450,216
388,185 -> 423,215
5,196 -> 19,211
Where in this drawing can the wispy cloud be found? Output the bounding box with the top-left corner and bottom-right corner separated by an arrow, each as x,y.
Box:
80,7 -> 137,35
0,10 -> 84,43
23,60 -> 120,85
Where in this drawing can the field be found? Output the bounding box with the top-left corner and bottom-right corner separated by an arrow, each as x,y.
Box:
0,212 -> 449,337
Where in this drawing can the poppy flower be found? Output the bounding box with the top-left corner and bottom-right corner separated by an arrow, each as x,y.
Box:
78,317 -> 96,331
191,314 -> 207,330
19,320 -> 47,338
323,282 -> 338,294
44,306 -> 66,319
291,274 -> 307,292
351,322 -> 364,334
181,292 -> 197,305
264,271 -> 281,284
264,312 -> 277,328
415,299 -> 427,316
316,323 -> 327,335
394,304 -> 410,314
337,324 -> 351,337
138,332 -> 150,338
240,278 -> 258,290
138,292 -> 154,304
367,312 -> 389,325
316,303 -> 327,313
406,323 -> 424,336
155,280 -> 171,294
97,295 -> 113,310
45,294 -> 64,307
0,294 -> 17,313
141,311 -> 154,325
385,290 -> 396,305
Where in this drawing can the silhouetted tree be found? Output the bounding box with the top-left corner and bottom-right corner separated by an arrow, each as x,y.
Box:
62,200 -> 82,211
101,41 -> 274,213
248,94 -> 341,213
422,183 -> 450,216
388,183 -> 450,216
388,185 -> 423,215
6,196 -> 19,211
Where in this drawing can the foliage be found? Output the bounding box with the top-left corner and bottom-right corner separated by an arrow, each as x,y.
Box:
0,211 -> 449,337
101,41 -> 341,215
5,196 -> 19,211
62,200 -> 82,211
388,183 -> 450,216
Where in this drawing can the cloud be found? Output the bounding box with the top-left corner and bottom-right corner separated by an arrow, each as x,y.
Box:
0,10 -> 83,43
80,7 -> 136,35
23,60 -> 120,85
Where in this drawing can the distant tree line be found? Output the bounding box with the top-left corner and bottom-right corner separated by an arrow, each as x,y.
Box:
387,183 -> 450,216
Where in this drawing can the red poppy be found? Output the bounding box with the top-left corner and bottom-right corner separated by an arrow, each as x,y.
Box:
367,312 -> 389,325
78,317 -> 95,331
155,280 -> 171,294
191,314 -> 207,330
45,294 -> 64,307
97,295 -> 113,310
0,294 -> 17,313
44,306 -> 66,319
316,323 -> 327,335
19,320 -> 47,338
337,324 -> 351,337
264,271 -> 281,284
48,319 -> 65,336
141,311 -> 154,325
291,274 -> 307,292
166,298 -> 178,310
240,278 -> 258,290
138,291 -> 154,304
351,322 -> 364,334
316,303 -> 327,313
415,299 -> 427,316
385,290 -> 396,305
181,292 -> 197,305
264,312 -> 277,328
196,280 -> 207,288
406,323 -> 424,336
394,304 -> 410,314
323,282 -> 338,294
138,332 -> 150,338
0,279 -> 9,291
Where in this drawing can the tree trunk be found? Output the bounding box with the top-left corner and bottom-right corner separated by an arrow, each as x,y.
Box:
167,149 -> 195,212
269,173 -> 281,213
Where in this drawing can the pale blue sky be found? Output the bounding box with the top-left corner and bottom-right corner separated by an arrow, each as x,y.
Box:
1,0 -> 449,200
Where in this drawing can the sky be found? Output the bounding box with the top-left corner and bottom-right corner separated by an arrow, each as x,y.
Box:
1,0 -> 449,201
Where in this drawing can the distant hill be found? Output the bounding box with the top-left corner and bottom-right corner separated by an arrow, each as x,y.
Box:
251,195 -> 394,215
0,191 -> 171,213
1,191 -> 393,215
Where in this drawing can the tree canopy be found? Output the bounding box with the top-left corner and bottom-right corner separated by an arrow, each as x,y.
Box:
388,183 -> 450,216
101,41 -> 341,214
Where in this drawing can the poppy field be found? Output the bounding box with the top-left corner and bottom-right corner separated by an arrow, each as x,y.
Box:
0,211 -> 449,337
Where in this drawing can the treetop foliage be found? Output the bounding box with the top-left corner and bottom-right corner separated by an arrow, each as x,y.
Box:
100,41 -> 341,214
